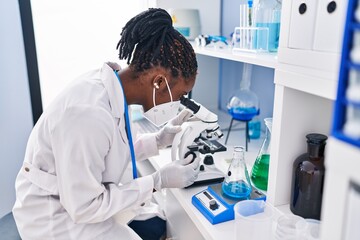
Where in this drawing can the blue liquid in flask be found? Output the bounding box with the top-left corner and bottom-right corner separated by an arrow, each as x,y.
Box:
255,22 -> 280,52
222,180 -> 251,200
229,107 -> 259,121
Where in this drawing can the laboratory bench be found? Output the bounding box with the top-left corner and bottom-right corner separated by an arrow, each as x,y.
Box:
137,147 -> 287,240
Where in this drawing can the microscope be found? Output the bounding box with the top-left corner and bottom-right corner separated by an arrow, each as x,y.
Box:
171,96 -> 227,187
170,98 -> 267,224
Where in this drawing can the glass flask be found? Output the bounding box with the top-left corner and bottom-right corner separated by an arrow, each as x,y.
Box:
227,90 -> 259,121
222,146 -> 252,199
290,133 -> 327,220
252,0 -> 281,52
227,64 -> 260,121
249,116 -> 261,139
251,118 -> 272,191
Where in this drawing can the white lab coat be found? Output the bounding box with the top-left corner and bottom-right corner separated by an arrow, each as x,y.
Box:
13,63 -> 162,240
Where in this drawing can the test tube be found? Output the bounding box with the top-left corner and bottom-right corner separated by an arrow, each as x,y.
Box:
343,105 -> 360,139
346,69 -> 360,103
356,0 -> 360,22
350,31 -> 360,63
240,4 -> 247,49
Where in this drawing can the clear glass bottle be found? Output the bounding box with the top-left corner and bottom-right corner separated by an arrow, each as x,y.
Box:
251,118 -> 272,191
222,146 -> 252,199
290,133 -> 328,220
253,0 -> 281,52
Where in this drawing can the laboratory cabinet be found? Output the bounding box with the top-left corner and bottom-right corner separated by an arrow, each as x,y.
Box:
278,0 -> 347,96
321,0 -> 360,238
152,0 -> 353,239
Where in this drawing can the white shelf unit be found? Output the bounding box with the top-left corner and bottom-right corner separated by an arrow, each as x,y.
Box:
155,0 -> 353,239
192,44 -> 278,69
267,0 -> 348,220
188,0 -> 343,217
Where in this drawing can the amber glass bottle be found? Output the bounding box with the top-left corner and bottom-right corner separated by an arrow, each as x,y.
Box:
290,133 -> 328,220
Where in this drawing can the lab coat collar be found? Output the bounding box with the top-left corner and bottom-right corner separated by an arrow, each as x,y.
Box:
101,63 -> 125,119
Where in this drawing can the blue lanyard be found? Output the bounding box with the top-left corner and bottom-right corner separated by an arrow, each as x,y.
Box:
114,71 -> 138,179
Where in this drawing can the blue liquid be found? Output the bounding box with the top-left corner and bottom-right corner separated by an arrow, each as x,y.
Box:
222,180 -> 251,199
255,22 -> 280,52
249,119 -> 261,139
229,107 -> 259,121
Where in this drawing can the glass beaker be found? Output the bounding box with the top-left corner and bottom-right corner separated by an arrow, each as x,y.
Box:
222,146 -> 252,199
252,0 -> 281,52
274,214 -> 308,240
251,118 -> 272,191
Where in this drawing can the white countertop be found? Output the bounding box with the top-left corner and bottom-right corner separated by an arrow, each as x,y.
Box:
144,147 -> 285,240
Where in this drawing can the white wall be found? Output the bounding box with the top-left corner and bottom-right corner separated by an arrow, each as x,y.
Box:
0,0 -> 148,219
30,0 -> 148,109
157,0 -> 221,110
0,0 -> 34,218
157,0 -> 221,36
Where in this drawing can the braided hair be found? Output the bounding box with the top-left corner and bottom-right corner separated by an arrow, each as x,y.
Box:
116,8 -> 197,80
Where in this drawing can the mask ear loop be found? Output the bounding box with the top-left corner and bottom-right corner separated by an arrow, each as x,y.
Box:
164,78 -> 173,102
152,87 -> 156,107
153,78 -> 173,107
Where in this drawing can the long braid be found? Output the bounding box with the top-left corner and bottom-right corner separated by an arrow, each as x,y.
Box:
116,8 -> 197,80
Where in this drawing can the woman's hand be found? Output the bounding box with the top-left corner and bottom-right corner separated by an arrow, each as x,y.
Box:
155,109 -> 192,148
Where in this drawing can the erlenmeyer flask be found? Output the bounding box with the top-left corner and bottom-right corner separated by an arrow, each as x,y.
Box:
222,146 -> 252,199
251,118 -> 272,191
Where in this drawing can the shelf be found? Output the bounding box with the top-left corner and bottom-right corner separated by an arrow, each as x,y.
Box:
274,68 -> 338,100
191,42 -> 278,69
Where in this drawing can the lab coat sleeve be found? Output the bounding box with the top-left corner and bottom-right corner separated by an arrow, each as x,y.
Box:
51,106 -> 153,224
134,133 -> 159,161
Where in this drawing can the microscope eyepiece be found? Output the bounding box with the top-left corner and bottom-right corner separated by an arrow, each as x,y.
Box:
180,96 -> 200,114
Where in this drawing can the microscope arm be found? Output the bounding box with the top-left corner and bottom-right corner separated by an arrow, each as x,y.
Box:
171,97 -> 224,161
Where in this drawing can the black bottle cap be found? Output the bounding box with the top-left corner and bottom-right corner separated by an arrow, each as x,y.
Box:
306,133 -> 328,145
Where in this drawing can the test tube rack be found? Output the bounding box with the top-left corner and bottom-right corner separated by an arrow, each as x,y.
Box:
332,0 -> 360,148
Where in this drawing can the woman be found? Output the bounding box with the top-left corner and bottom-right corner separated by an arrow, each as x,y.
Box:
13,8 -> 199,240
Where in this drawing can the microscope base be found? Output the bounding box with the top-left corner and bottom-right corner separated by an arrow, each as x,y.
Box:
186,167 -> 225,188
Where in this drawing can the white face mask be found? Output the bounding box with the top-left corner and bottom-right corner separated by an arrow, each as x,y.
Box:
143,78 -> 180,127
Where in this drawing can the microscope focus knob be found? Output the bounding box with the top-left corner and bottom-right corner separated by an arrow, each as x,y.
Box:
209,199 -> 219,210
203,155 -> 214,165
184,151 -> 197,163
